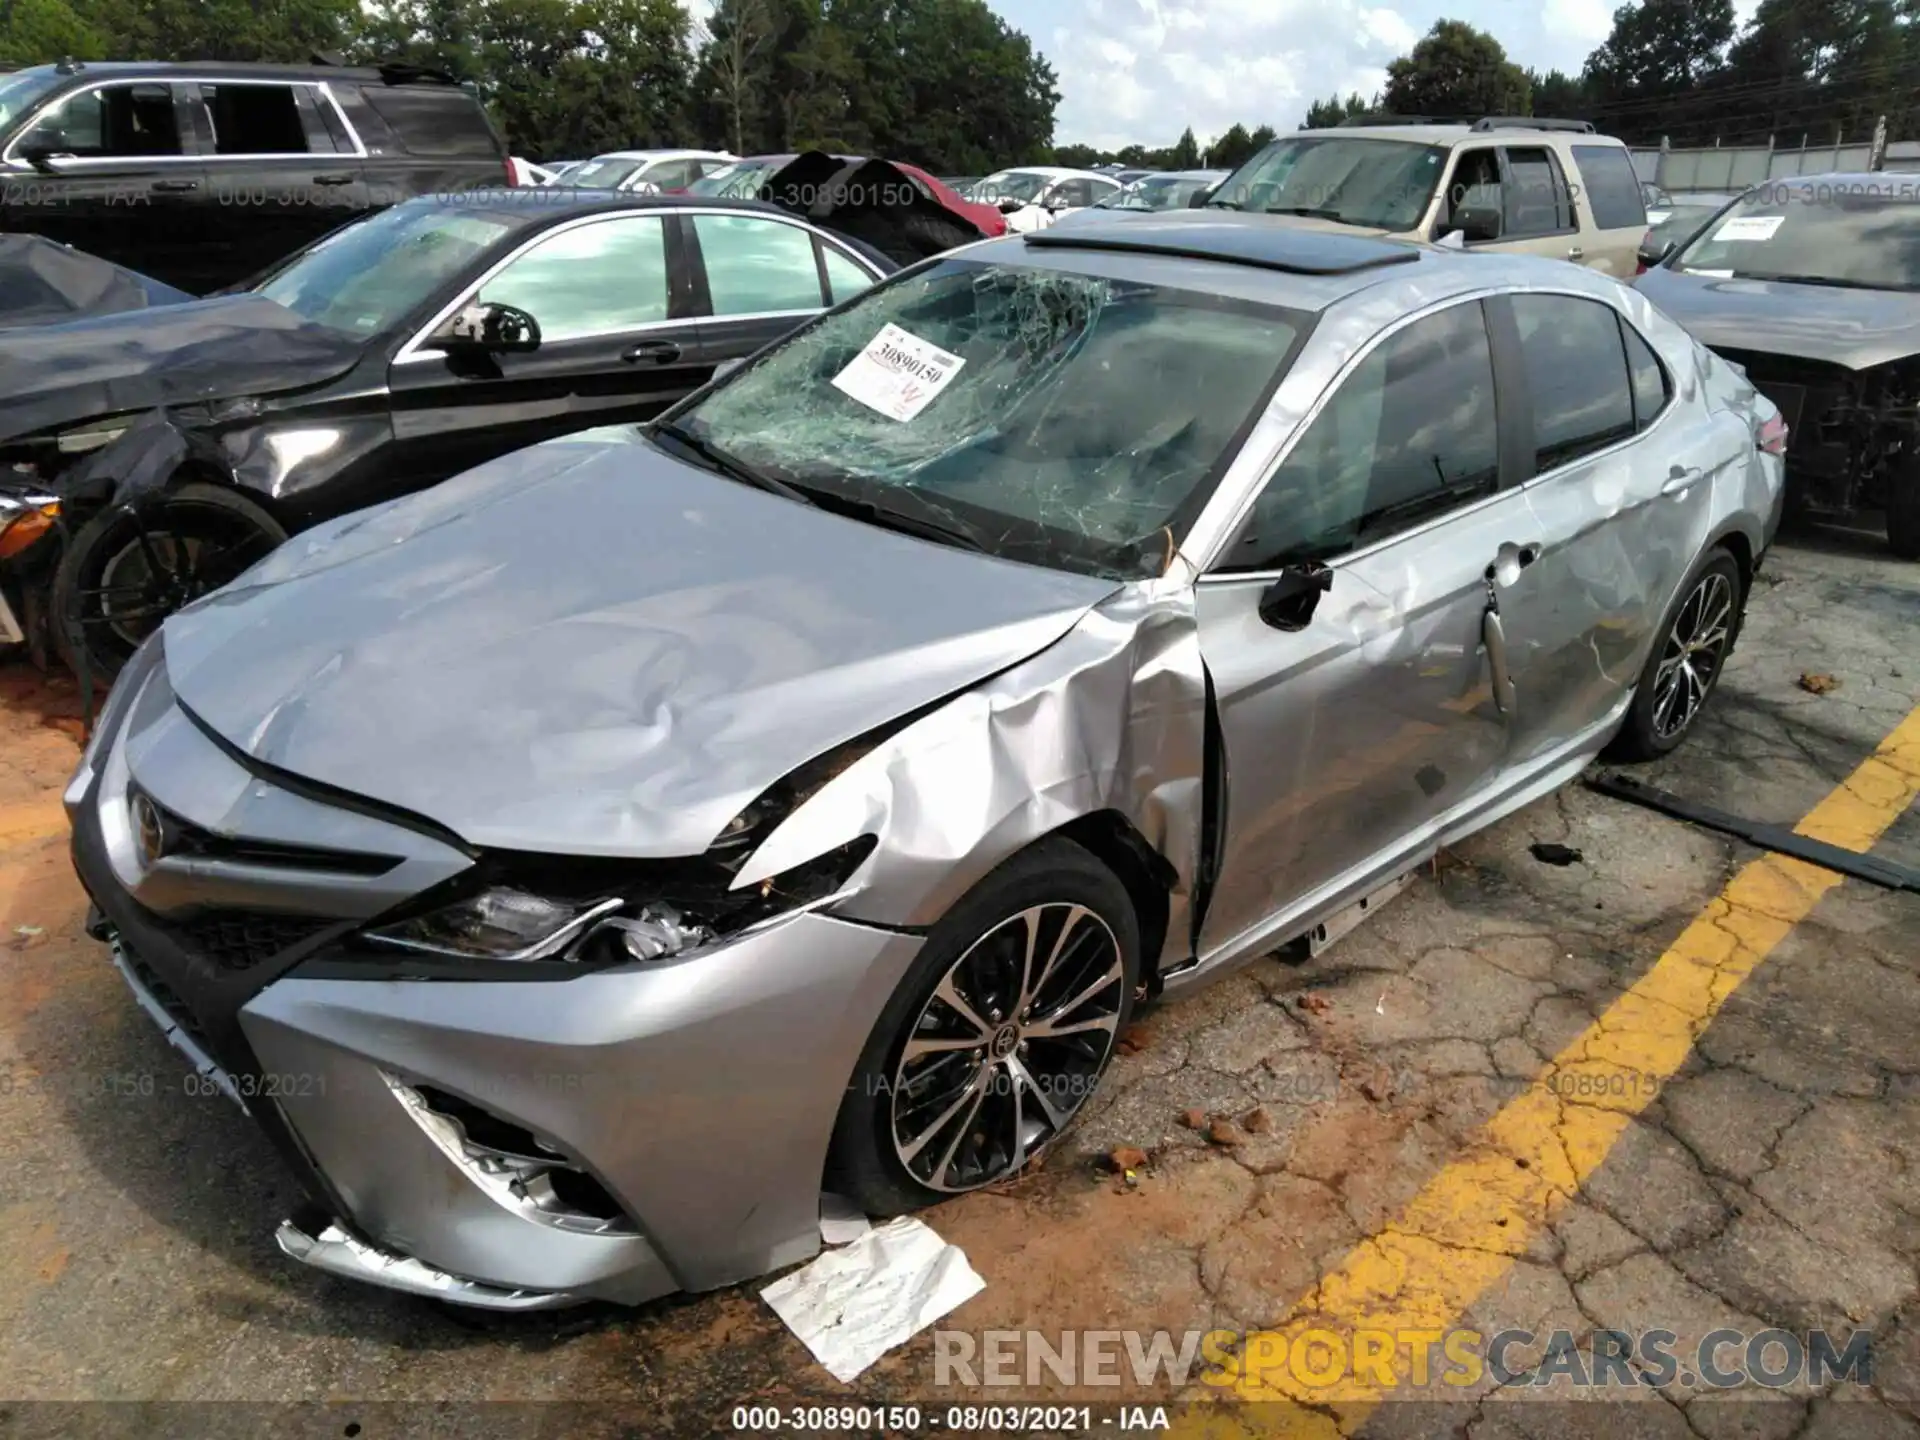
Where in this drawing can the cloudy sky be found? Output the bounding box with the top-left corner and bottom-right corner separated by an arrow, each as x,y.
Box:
985,0 -> 1623,149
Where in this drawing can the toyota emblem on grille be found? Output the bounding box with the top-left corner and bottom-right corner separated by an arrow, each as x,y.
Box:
131,793 -> 166,867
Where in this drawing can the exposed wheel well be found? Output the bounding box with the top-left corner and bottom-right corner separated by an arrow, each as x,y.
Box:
1716,530 -> 1754,597
1053,810 -> 1176,985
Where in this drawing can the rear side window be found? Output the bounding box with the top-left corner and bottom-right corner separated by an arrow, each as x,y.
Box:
693,214 -> 825,315
1512,294 -> 1636,470
1572,145 -> 1648,229
357,86 -> 498,157
821,244 -> 874,303
17,82 -> 183,158
1503,147 -> 1572,235
1621,318 -> 1670,429
200,83 -> 310,155
1221,299 -> 1501,569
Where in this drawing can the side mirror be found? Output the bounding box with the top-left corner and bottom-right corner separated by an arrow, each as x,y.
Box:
1637,236 -> 1677,269
1257,562 -> 1334,631
1448,202 -> 1502,243
428,301 -> 542,355
17,140 -> 69,173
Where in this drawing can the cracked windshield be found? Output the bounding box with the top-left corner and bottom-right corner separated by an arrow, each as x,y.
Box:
670,259 -> 1304,578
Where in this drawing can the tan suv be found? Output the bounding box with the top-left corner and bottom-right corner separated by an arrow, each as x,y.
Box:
1203,117 -> 1649,276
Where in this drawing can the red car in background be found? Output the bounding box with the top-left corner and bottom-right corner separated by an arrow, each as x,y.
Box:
690,153 -> 1007,241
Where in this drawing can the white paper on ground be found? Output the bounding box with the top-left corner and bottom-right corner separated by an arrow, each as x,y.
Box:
762,1216 -> 985,1383
1713,214 -> 1785,242
830,322 -> 965,422
819,1193 -> 871,1246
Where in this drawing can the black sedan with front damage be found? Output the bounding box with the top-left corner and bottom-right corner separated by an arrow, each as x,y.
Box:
1637,173 -> 1920,558
0,187 -> 924,676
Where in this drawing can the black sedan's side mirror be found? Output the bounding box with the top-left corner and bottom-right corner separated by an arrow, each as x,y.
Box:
1257,561 -> 1334,631
428,301 -> 542,355
1637,236 -> 1678,269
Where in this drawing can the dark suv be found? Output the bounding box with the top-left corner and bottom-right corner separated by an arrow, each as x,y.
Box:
0,58 -> 510,294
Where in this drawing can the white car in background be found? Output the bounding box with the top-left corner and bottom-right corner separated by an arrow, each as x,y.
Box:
556,150 -> 738,193
969,166 -> 1123,232
507,157 -> 557,186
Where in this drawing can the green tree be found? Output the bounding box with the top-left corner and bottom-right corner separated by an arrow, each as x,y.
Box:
1382,20 -> 1531,119
1205,121 -> 1260,168
0,0 -> 104,62
1302,92 -> 1368,127
1583,0 -> 1733,97
1167,124 -> 1199,168
1527,68 -> 1590,117
90,0 -> 363,60
1247,123 -> 1276,149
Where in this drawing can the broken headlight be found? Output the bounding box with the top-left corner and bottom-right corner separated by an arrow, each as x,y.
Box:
361,888 -> 627,962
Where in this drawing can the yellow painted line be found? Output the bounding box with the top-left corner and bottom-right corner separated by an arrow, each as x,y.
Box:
1182,703 -> 1920,1435
0,798 -> 70,851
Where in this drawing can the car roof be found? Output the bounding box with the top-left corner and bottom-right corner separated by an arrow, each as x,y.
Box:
5,59 -> 451,84
975,209 -> 1627,313
589,149 -> 734,162
1280,124 -> 1625,148
995,165 -> 1108,179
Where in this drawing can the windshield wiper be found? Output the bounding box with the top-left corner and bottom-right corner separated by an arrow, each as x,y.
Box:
649,420 -> 814,505
1266,204 -> 1346,221
797,488 -> 988,554
1726,271 -> 1913,291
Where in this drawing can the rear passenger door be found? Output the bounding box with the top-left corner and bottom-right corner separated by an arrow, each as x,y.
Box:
180,80 -> 371,284
1494,291 -> 1717,763
684,211 -> 885,365
0,80 -> 209,290
1567,145 -> 1651,275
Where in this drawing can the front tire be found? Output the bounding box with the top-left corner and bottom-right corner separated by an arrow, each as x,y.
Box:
52,482 -> 286,683
1605,547 -> 1744,762
827,838 -> 1140,1216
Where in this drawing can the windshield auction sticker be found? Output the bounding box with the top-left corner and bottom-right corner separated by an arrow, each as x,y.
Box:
832,323 -> 966,422
1713,214 -> 1786,242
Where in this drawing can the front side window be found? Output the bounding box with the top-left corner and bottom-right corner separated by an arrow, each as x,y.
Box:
18,82 -> 182,158
479,214 -> 670,340
671,260 -> 1307,579
1209,136 -> 1445,231
694,214 -> 824,315
1438,148 -> 1502,236
1219,300 -> 1500,571
256,202 -> 513,335
1671,183 -> 1920,290
1511,294 -> 1636,470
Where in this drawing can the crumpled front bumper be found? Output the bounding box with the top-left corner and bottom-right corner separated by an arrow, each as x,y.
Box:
70,661 -> 925,1307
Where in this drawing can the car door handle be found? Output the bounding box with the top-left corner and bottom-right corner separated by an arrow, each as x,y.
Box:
149,179 -> 198,193
622,340 -> 682,365
1483,606 -> 1517,718
1566,245 -> 1583,260
311,173 -> 356,186
1663,464 -> 1703,497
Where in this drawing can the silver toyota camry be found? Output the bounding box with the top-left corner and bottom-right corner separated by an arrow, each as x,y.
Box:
69,214 -> 1785,1311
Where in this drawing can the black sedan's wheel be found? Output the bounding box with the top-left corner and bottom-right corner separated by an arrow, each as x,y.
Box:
829,839 -> 1139,1215
53,483 -> 286,682
1605,548 -> 1744,762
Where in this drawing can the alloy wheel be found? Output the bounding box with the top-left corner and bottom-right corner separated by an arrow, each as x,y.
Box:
1651,569 -> 1734,740
889,903 -> 1126,1193
81,508 -> 279,651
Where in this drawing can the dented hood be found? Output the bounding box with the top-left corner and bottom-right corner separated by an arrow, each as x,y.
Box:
0,293 -> 364,447
1636,266 -> 1920,370
159,428 -> 1117,857
0,234 -> 195,329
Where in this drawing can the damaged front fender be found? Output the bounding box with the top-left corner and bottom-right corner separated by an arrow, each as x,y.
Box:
732,569 -> 1211,974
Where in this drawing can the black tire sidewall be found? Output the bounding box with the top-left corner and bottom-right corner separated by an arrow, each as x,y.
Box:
53,482 -> 287,682
827,838 -> 1141,1216
1610,547 -> 1745,761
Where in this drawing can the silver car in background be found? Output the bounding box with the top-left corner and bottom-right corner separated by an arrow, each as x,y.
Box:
70,215 -> 1783,1311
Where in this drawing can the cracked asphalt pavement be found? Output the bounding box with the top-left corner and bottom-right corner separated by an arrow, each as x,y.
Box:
0,525 -> 1916,1438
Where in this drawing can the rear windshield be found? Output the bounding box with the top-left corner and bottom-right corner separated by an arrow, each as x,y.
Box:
1208,136 -> 1445,231
1671,183 -> 1920,290
1571,145 -> 1648,229
356,86 -> 499,157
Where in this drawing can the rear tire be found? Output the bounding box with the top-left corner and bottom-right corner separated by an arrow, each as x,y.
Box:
827,838 -> 1140,1216
53,482 -> 286,683
1604,547 -> 1745,762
